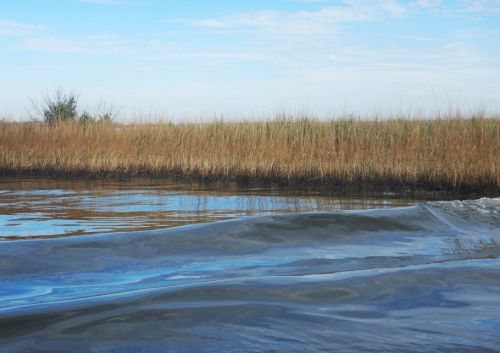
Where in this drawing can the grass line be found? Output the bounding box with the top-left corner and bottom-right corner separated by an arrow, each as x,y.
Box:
1,116 -> 499,192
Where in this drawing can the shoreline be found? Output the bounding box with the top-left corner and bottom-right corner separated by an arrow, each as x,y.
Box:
1,170 -> 498,197
1,117 -> 499,196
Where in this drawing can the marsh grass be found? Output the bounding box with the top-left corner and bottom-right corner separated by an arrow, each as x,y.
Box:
0,116 -> 499,191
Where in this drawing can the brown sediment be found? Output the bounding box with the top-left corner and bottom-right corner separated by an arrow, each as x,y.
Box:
0,116 -> 499,193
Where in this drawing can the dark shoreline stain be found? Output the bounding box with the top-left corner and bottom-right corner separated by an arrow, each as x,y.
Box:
1,169 -> 498,196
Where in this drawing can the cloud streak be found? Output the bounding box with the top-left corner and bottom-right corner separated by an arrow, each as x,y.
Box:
0,19 -> 44,36
457,0 -> 500,13
15,34 -> 129,54
78,0 -> 128,4
0,18 -> 129,54
173,0 -> 407,39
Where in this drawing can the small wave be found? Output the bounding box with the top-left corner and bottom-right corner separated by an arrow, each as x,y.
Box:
426,197 -> 500,228
1,199 -> 499,352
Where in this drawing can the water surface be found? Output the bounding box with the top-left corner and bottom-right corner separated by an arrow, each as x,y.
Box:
0,178 -> 499,352
0,177 -> 421,239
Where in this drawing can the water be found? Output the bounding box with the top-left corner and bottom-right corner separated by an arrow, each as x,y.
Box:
0,178 -> 419,240
0,178 -> 499,352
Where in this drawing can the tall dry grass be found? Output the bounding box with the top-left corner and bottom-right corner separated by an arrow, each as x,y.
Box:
0,116 -> 499,191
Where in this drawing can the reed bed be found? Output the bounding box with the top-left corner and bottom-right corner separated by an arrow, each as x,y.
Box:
0,116 -> 499,192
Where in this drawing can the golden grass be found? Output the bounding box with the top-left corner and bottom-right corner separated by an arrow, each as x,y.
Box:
1,116 -> 499,191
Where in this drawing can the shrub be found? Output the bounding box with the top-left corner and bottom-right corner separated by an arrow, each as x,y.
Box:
42,90 -> 79,124
79,111 -> 96,125
37,90 -> 114,125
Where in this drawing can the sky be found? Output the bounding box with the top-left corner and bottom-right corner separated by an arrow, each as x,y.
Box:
1,0 -> 500,120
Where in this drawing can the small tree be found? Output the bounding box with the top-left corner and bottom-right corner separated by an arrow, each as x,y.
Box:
34,90 -> 115,125
42,90 -> 79,124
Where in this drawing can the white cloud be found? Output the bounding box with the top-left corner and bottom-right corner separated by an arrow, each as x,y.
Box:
287,0 -> 334,3
410,0 -> 500,15
414,0 -> 442,8
15,34 -> 129,54
16,37 -> 85,53
174,1 -> 407,39
79,0 -> 127,4
457,0 -> 500,13
437,41 -> 486,64
0,17 -> 128,54
0,19 -> 44,36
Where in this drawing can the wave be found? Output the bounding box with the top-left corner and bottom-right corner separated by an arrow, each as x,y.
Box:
0,199 -> 499,352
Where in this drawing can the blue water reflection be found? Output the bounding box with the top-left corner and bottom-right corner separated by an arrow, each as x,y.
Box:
0,177 -> 421,239
0,178 -> 499,352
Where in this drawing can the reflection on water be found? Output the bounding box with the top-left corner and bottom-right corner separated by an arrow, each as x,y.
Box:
0,177 -> 421,240
0,196 -> 499,352
1,177 -> 499,352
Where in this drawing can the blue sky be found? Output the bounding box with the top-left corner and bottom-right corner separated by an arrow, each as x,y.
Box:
1,0 -> 500,120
